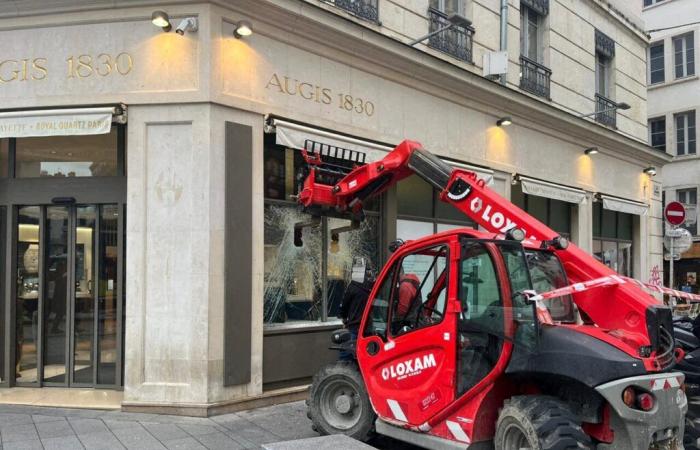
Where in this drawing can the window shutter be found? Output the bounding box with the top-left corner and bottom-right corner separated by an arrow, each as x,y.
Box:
520,0 -> 548,16
595,29 -> 615,58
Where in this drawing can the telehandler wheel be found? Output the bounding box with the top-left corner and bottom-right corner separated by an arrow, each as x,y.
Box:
495,396 -> 593,450
306,361 -> 376,442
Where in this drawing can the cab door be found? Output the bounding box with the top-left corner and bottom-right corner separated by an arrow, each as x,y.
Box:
357,238 -> 459,426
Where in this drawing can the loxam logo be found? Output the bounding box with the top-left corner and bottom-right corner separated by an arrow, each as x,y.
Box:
469,196 -> 535,239
381,354 -> 437,381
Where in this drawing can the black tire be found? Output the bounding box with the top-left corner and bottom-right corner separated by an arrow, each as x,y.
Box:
685,405 -> 700,450
495,395 -> 593,450
306,361 -> 376,442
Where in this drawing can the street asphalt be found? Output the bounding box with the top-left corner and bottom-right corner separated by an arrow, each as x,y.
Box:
0,401 -> 421,450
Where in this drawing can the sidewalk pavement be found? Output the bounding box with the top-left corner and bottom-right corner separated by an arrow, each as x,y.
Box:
0,401 -> 419,450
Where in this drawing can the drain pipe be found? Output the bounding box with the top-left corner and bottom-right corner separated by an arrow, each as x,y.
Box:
499,0 -> 508,85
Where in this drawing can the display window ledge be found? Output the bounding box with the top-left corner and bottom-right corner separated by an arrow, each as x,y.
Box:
263,319 -> 343,335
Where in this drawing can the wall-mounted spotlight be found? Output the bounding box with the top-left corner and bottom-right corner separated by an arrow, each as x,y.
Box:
176,17 -> 198,35
234,20 -> 253,38
496,116 -> 512,127
644,166 -> 657,176
152,10 -> 172,32
584,147 -> 599,155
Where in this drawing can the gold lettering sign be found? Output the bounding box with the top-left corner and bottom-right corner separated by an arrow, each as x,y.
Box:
266,73 -> 375,117
0,52 -> 133,84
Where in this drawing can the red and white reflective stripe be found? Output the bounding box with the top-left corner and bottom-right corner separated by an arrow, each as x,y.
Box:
530,274 -> 700,304
651,376 -> 682,391
387,399 -> 408,422
445,420 -> 471,443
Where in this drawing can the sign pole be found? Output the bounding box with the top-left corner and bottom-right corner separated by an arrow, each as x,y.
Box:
669,226 -> 675,294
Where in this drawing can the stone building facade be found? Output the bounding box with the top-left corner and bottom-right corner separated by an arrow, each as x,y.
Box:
0,0 -> 668,414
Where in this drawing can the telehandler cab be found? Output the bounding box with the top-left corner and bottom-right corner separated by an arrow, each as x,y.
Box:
295,139 -> 687,449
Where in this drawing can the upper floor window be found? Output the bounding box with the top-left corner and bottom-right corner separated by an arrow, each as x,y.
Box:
673,32 -> 695,79
520,5 -> 542,62
428,0 -> 474,63
329,0 -> 379,23
644,0 -> 666,6
430,0 -> 463,15
649,41 -> 665,84
649,117 -> 666,152
675,110 -> 696,155
677,188 -> 698,235
596,51 -> 612,97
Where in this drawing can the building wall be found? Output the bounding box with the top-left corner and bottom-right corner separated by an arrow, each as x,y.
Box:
0,0 -> 669,409
300,0 -> 649,141
644,0 -> 700,237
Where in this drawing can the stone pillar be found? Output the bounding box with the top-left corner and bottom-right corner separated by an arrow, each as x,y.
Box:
572,194 -> 593,252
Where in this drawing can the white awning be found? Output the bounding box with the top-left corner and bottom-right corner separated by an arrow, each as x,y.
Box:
0,107 -> 119,138
269,118 -> 393,162
600,195 -> 649,216
520,176 -> 587,204
268,118 -> 493,185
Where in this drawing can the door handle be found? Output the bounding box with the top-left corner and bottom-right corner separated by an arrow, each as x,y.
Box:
366,341 -> 380,356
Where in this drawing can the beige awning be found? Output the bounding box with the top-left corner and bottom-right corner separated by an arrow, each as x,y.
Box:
268,118 -> 494,185
520,176 -> 587,204
600,195 -> 649,216
0,107 -> 121,138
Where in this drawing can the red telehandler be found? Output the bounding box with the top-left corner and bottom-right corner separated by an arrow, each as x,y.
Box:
294,139 -> 687,449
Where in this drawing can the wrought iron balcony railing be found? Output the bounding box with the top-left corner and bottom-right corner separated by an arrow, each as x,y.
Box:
519,55 -> 551,99
332,0 -> 379,23
595,93 -> 617,128
428,8 -> 474,63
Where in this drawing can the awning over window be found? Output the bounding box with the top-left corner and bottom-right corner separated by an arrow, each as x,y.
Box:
600,195 -> 649,216
269,118 -> 494,185
0,107 -> 121,138
519,176 -> 587,204
269,118 -> 393,162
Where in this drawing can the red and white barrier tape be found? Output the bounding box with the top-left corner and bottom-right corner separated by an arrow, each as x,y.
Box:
527,274 -> 700,325
530,274 -> 700,304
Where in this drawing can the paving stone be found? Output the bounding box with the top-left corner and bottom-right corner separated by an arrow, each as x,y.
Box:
99,411 -> 158,422
0,414 -> 33,426
33,414 -> 68,423
141,423 -> 189,441
0,424 -> 40,443
76,431 -> 125,450
162,437 -> 207,450
192,431 -> 245,450
41,435 -> 85,450
176,424 -> 221,437
103,419 -> 142,431
67,419 -> 109,435
110,426 -> 166,449
36,419 -> 74,439
262,435 -> 375,450
2,440 -> 43,450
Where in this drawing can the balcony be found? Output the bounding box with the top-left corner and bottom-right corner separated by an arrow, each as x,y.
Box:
331,0 -> 379,23
519,56 -> 551,99
595,93 -> 617,128
428,8 -> 474,63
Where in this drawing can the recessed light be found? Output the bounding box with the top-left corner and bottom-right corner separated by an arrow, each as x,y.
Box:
496,116 -> 512,127
584,147 -> 599,155
644,166 -> 657,176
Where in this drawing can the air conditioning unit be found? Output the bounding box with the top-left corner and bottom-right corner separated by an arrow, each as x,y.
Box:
483,51 -> 508,78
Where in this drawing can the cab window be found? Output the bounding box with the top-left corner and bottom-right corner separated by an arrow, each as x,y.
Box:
525,250 -> 575,322
389,245 -> 448,337
362,266 -> 396,339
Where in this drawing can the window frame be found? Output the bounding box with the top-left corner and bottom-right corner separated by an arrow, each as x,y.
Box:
429,0 -> 464,15
387,243 -> 450,338
592,203 -> 634,277
643,0 -> 666,7
648,41 -> 665,85
675,110 -> 697,156
673,32 -> 695,79
649,116 -> 667,152
520,4 -> 542,63
595,51 -> 612,97
677,188 -> 698,235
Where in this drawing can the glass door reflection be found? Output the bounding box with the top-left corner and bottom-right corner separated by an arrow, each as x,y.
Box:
72,206 -> 96,384
16,206 -> 40,383
43,206 -> 69,384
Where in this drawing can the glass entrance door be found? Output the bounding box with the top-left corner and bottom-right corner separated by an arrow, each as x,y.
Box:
14,204 -> 123,387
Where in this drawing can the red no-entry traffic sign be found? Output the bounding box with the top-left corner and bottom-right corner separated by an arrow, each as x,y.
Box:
665,201 -> 686,226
